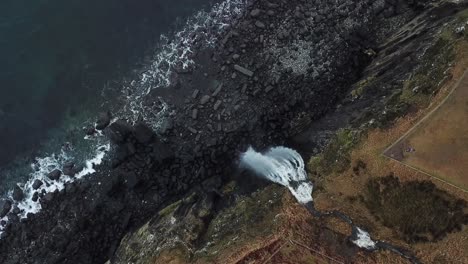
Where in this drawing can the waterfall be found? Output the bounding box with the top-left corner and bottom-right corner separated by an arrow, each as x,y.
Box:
240,146 -> 313,204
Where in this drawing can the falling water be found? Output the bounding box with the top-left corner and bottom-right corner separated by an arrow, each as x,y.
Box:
239,146 -> 313,204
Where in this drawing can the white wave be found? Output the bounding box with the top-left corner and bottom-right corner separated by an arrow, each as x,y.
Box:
352,227 -> 377,250
117,0 -> 249,131
0,139 -> 110,237
240,146 -> 314,204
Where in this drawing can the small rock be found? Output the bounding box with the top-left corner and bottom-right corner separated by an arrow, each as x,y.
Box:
214,100 -> 222,111
255,21 -> 266,29
192,89 -> 200,99
234,64 -> 254,77
32,179 -> 43,190
32,192 -> 39,202
250,9 -> 261,17
265,86 -> 274,93
192,109 -> 198,119
200,95 -> 210,105
212,83 -> 223,97
85,127 -> 96,136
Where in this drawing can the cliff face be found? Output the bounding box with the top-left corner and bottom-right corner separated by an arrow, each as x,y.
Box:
113,1 -> 468,264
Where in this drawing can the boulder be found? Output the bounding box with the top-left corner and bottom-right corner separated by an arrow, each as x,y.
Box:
95,111 -> 112,130
250,9 -> 261,17
0,199 -> 12,218
32,179 -> 43,190
63,163 -> 76,177
47,169 -> 62,181
12,185 -> 24,201
134,123 -> 154,144
107,120 -> 133,144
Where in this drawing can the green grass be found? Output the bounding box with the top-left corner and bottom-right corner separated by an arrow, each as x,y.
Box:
308,129 -> 361,176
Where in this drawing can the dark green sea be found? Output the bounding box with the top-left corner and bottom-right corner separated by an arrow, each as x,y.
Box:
0,0 -> 248,229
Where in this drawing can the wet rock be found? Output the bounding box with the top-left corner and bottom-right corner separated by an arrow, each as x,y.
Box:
63,163 -> 76,177
12,207 -> 20,215
32,192 -> 39,202
0,199 -> 12,218
32,179 -> 43,190
96,111 -> 112,130
134,123 -> 154,144
12,185 -> 24,201
7,213 -> 19,223
85,126 -> 96,136
47,169 -> 62,181
43,192 -> 54,203
107,120 -> 133,144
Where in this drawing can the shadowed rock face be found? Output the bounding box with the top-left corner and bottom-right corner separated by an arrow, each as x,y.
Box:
0,0 -> 465,263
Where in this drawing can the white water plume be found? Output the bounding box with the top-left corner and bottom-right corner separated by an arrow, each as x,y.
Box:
352,227 -> 377,250
240,146 -> 313,204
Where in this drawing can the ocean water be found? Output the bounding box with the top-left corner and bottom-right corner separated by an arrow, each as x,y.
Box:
0,0 -> 249,236
0,0 -> 225,190
0,0 -> 221,168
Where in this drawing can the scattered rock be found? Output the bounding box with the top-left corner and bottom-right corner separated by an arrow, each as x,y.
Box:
192,109 -> 198,119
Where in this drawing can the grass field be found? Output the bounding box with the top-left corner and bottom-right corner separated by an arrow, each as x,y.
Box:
384,71 -> 468,191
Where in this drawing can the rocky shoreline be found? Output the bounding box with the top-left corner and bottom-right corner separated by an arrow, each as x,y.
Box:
0,0 -> 466,263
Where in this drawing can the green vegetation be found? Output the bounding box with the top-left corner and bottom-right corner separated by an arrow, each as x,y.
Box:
363,175 -> 468,243
197,185 -> 284,259
308,129 -> 360,175
350,76 -> 376,99
400,24 -> 459,107
158,199 -> 183,217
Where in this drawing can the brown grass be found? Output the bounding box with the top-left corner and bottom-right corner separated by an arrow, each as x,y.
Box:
385,70 -> 468,191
